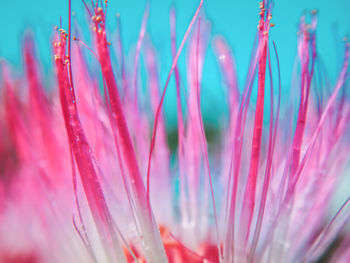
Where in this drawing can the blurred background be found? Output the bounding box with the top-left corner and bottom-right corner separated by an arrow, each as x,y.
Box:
1,0 -> 350,123
1,0 -> 350,77
0,0 -> 348,128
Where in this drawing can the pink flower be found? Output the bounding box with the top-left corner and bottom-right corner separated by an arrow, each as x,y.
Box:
0,0 -> 349,262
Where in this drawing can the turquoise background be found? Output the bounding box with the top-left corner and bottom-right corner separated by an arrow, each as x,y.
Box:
1,0 -> 349,125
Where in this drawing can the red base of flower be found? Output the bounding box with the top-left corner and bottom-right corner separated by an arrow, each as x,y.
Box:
124,226 -> 219,263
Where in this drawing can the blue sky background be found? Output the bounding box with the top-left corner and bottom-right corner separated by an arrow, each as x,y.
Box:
1,0 -> 350,124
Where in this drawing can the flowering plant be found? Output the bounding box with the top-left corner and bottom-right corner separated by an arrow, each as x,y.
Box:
0,0 -> 349,262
